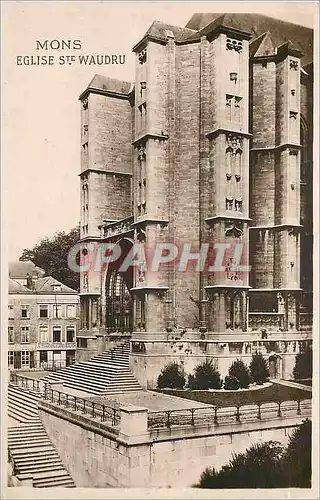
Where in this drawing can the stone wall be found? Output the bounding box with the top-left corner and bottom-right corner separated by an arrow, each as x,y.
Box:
39,401 -> 307,488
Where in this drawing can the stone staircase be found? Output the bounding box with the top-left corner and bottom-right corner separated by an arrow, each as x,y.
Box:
8,384 -> 41,423
43,341 -> 142,395
8,423 -> 75,488
7,386 -> 75,488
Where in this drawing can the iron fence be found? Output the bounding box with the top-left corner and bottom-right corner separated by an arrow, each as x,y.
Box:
147,399 -> 312,429
9,372 -> 120,426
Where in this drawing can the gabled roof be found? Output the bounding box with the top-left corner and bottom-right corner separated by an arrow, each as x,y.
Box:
9,261 -> 45,279
86,75 -> 133,95
250,31 -> 276,58
185,13 -> 313,65
143,20 -> 196,42
34,276 -> 78,294
9,278 -> 32,294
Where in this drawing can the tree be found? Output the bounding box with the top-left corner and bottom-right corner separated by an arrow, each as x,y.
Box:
188,359 -> 222,390
282,419 -> 312,487
19,227 -> 80,291
250,353 -> 269,384
224,375 -> 240,390
197,441 -> 285,488
157,362 -> 186,389
196,420 -> 312,489
293,347 -> 313,380
228,359 -> 251,388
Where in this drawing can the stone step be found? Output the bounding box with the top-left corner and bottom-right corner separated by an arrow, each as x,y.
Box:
10,422 -> 43,429
8,437 -> 49,446
46,364 -> 130,377
61,379 -> 141,393
33,469 -> 72,480
11,447 -> 56,457
15,456 -> 62,465
8,403 -> 38,417
8,384 -> 40,398
19,464 -> 65,474
35,478 -> 75,488
8,429 -> 48,438
8,409 -> 39,423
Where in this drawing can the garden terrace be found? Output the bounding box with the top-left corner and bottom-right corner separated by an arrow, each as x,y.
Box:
156,382 -> 312,407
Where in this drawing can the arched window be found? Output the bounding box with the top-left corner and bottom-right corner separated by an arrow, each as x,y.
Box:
106,269 -> 133,333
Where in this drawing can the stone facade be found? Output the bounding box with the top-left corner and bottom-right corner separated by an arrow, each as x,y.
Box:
77,14 -> 313,387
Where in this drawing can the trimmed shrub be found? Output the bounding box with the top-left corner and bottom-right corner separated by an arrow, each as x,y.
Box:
250,353 -> 269,384
228,359 -> 251,388
224,375 -> 240,390
188,359 -> 222,390
157,362 -> 185,389
293,347 -> 312,380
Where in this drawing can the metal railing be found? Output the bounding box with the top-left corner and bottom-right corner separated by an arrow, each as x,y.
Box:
42,388 -> 120,426
9,372 -> 120,426
147,399 -> 311,429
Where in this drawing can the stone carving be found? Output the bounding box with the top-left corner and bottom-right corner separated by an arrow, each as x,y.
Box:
248,313 -> 285,332
225,197 -> 233,210
226,134 -> 243,154
226,39 -> 243,53
138,145 -> 146,164
83,272 -> 88,291
289,59 -> 298,71
138,49 -> 147,64
225,222 -> 243,237
82,98 -> 88,110
235,198 -> 243,211
226,258 -> 240,280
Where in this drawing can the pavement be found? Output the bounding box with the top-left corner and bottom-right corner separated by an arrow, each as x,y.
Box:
87,390 -> 212,411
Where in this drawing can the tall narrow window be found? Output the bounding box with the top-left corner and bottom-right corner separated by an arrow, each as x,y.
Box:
53,304 -> 62,318
8,305 -> 14,319
21,351 -> 30,367
53,326 -> 62,343
39,304 -> 49,318
66,326 -> 75,343
8,327 -> 14,343
39,325 -> 49,343
8,351 -> 14,367
66,304 -> 77,318
106,268 -> 133,333
21,326 -> 30,343
21,305 -> 30,319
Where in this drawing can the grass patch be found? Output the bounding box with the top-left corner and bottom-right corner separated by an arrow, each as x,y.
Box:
294,378 -> 312,387
157,383 -> 311,407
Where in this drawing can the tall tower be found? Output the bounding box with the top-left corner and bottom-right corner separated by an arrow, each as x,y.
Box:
77,76 -> 133,359
200,25 -> 252,337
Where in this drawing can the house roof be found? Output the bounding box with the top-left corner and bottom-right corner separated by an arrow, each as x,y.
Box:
185,13 -> 313,65
86,74 -> 133,95
34,276 -> 78,294
9,261 -> 45,279
9,278 -> 32,294
142,20 -> 196,43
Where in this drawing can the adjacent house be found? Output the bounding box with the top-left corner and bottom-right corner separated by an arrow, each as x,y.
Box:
8,261 -> 79,370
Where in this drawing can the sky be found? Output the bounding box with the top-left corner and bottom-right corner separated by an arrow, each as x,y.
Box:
2,1 -> 317,260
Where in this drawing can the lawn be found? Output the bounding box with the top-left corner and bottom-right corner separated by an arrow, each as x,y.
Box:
157,383 -> 311,407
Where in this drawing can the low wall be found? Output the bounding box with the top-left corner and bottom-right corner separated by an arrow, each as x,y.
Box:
130,349 -> 298,389
39,399 -> 309,488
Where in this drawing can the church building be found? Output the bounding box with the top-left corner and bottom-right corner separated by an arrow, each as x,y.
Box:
77,13 -> 313,388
